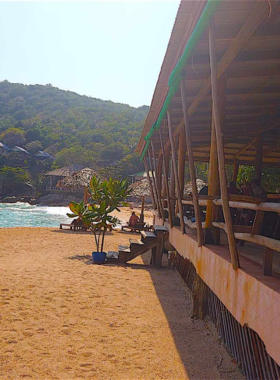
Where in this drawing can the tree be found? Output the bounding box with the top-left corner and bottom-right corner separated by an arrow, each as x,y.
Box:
0,166 -> 30,195
0,127 -> 25,147
26,140 -> 43,154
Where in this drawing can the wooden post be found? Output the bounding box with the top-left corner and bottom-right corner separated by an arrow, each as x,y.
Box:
143,156 -> 156,210
180,81 -> 204,246
167,110 -> 185,234
140,196 -> 145,223
263,248 -> 273,276
157,154 -> 163,200
209,21 -> 240,270
170,148 -> 176,221
192,275 -> 208,319
255,134 -> 263,182
205,78 -> 226,243
159,129 -> 173,227
147,147 -> 160,214
178,127 -> 186,198
149,144 -> 165,221
233,159 -> 239,183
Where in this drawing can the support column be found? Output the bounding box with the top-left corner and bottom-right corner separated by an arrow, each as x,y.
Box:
150,141 -> 165,222
178,127 -> 186,199
255,134 -> 263,182
167,110 -> 185,234
157,154 -> 163,200
192,275 -> 209,319
209,21 -> 240,270
205,78 -> 226,244
159,129 -> 173,227
180,80 -> 204,246
143,156 -> 156,210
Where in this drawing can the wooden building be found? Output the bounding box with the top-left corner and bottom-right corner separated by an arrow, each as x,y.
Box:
137,0 -> 280,377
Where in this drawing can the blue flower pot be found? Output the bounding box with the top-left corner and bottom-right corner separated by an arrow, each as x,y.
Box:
92,251 -> 106,264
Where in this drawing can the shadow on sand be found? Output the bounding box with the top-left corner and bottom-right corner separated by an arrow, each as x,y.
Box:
66,249 -> 208,378
51,229 -> 114,236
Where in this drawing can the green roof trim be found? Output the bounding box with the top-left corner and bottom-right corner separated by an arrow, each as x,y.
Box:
140,0 -> 221,161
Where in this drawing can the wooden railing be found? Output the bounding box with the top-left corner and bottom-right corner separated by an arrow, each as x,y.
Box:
162,194 -> 280,276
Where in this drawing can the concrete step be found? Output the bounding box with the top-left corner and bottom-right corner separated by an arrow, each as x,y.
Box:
141,231 -> 156,239
118,245 -> 130,253
129,238 -> 144,246
154,225 -> 168,233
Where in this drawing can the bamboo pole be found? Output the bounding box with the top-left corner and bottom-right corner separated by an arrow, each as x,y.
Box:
178,127 -> 186,198
209,21 -> 240,269
150,141 -> 165,222
205,79 -> 226,231
147,148 -> 160,215
167,110 -> 185,234
180,81 -> 204,246
140,196 -> 145,223
143,157 -> 156,210
157,153 -> 163,199
169,142 -> 176,221
159,128 -> 173,227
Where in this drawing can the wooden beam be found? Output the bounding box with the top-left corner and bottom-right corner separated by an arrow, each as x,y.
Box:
158,0 -> 273,157
209,21 -> 240,270
159,129 -> 173,227
143,157 -> 156,210
180,80 -> 204,246
234,233 -> 280,253
167,110 -> 185,234
234,138 -> 257,159
189,0 -> 271,118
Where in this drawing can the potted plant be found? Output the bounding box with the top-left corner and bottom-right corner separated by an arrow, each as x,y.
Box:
77,176 -> 131,264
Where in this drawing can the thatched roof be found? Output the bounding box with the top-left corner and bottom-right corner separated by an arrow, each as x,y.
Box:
57,168 -> 100,189
45,164 -> 84,177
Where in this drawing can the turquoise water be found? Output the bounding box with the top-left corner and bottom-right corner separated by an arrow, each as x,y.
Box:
0,203 -> 71,228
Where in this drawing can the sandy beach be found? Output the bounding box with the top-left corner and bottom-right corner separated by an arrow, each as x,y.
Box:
0,227 -> 243,380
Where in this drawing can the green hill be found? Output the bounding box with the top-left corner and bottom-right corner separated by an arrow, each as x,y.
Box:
0,80 -> 148,178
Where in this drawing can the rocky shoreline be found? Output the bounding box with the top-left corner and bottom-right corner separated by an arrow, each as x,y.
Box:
0,195 -> 38,205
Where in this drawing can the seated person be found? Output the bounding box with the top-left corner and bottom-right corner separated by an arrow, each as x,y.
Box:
199,185 -> 208,195
240,183 -> 251,196
250,178 -> 266,199
128,212 -> 140,228
227,181 -> 241,195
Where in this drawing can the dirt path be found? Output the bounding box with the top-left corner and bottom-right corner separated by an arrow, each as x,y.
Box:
0,228 -> 244,379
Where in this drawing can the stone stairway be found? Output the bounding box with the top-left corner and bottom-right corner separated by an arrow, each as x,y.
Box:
118,226 -> 168,266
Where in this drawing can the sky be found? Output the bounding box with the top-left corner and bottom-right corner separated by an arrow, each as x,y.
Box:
0,1 -> 180,108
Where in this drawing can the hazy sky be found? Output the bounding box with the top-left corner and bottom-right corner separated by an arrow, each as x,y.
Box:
0,1 -> 179,107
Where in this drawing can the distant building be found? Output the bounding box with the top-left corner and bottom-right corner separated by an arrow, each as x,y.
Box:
128,171 -> 154,184
0,142 -> 11,156
45,164 -> 84,191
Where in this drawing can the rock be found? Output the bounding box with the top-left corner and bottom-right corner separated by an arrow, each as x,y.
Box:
39,193 -> 82,206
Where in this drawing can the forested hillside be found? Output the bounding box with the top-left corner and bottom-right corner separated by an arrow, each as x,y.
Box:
0,81 -> 148,178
